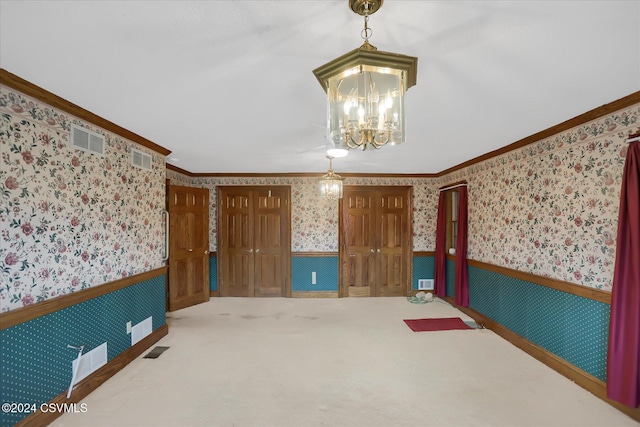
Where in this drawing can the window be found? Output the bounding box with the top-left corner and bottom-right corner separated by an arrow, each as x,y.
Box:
444,187 -> 461,253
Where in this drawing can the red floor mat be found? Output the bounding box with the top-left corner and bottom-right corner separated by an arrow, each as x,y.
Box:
403,317 -> 473,332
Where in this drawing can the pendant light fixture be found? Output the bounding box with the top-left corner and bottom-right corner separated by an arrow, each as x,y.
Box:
313,0 -> 418,152
319,156 -> 344,200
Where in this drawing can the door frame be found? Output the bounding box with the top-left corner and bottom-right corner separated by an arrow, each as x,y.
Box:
216,185 -> 292,297
339,185 -> 413,297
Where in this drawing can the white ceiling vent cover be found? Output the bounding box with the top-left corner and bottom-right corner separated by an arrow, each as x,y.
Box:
131,148 -> 152,171
70,124 -> 105,156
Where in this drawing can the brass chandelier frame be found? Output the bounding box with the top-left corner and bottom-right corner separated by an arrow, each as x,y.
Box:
313,0 -> 418,151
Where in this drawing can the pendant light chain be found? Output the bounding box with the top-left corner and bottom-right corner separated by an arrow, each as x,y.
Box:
361,4 -> 373,43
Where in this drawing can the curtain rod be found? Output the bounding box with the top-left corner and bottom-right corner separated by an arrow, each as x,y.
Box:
627,135 -> 640,143
439,183 -> 468,192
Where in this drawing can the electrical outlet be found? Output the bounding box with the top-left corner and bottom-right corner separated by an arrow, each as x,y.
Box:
311,272 -> 317,285
126,321 -> 132,334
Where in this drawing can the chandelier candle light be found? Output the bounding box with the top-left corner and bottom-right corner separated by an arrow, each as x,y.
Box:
319,156 -> 345,200
313,0 -> 418,152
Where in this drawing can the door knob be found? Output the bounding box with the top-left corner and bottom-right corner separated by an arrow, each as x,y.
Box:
377,249 -> 381,253
255,249 -> 260,253
188,248 -> 193,252
370,248 -> 375,253
204,250 -> 209,255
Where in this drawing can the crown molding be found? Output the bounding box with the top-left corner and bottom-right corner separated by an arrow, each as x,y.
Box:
436,91 -> 640,177
167,165 -> 437,178
0,68 -> 171,156
5,69 -> 635,177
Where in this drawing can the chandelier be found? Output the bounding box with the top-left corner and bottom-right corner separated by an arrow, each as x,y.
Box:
318,156 -> 345,200
313,0 -> 418,152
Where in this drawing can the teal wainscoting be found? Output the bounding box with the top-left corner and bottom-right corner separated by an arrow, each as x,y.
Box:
445,258 -> 456,298
291,255 -> 338,292
467,265 -> 609,381
290,254 -> 438,293
0,274 -> 166,427
412,255 -> 435,290
209,255 -> 217,292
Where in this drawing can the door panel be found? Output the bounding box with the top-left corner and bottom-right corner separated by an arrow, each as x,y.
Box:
341,186 -> 411,297
218,187 -> 291,297
378,190 -> 410,296
342,191 -> 376,297
174,259 -> 189,298
168,185 -> 210,311
254,188 -> 287,297
219,192 -> 253,297
227,253 -> 251,297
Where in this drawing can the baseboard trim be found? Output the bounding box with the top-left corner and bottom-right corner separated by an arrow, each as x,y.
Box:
445,297 -> 640,423
291,291 -> 339,298
15,324 -> 169,427
292,252 -> 339,257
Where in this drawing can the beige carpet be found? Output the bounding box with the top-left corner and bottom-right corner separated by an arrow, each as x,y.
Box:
51,297 -> 637,427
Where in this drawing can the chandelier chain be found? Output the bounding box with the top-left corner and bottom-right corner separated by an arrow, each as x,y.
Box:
361,5 -> 372,42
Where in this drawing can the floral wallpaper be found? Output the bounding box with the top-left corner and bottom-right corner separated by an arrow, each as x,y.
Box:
0,86 -> 167,313
166,168 -> 192,187
438,104 -> 640,290
175,176 -> 438,253
5,74 -> 629,314
180,103 -> 638,291
129,100 -> 640,292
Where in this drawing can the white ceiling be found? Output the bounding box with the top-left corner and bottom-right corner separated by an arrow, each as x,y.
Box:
1,1 -> 639,174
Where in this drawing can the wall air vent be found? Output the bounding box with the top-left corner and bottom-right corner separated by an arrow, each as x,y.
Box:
71,342 -> 108,386
70,124 -> 105,156
131,148 -> 152,171
131,316 -> 153,346
418,279 -> 434,290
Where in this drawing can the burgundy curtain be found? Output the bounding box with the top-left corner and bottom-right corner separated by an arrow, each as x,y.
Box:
607,140 -> 640,408
455,186 -> 470,307
434,191 -> 447,298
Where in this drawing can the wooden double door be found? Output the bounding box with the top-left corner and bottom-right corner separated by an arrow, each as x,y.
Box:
167,185 -> 210,311
340,186 -> 412,297
218,186 -> 291,297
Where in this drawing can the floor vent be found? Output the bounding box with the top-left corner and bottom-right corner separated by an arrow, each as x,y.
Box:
70,124 -> 105,156
417,279 -> 434,290
144,346 -> 170,359
131,148 -> 152,170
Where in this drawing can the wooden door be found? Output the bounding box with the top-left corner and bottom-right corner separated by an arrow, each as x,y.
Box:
254,187 -> 289,297
218,188 -> 253,297
218,186 -> 291,297
377,188 -> 411,296
168,185 -> 210,311
341,189 -> 376,297
340,186 -> 412,297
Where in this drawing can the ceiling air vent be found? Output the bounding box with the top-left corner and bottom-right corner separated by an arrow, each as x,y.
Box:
131,148 -> 152,171
70,124 -> 105,156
